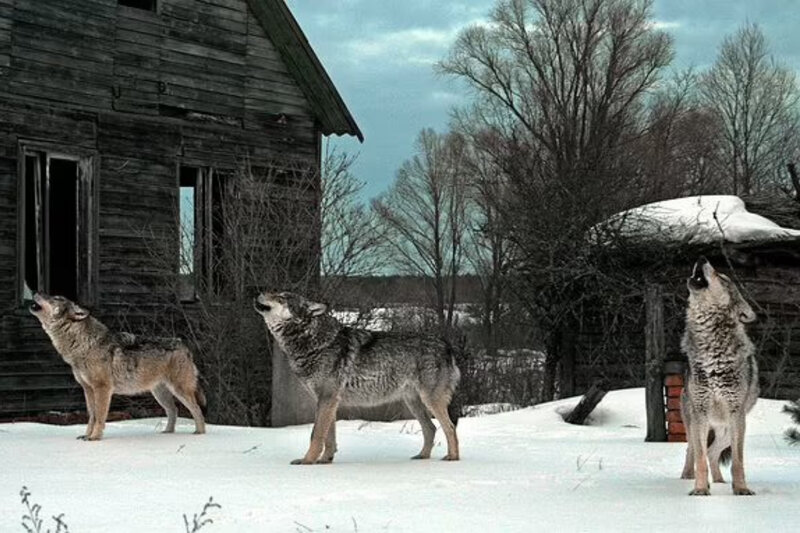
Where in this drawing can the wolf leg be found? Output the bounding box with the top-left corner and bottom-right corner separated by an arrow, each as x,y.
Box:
404,394 -> 435,459
318,421 -> 337,464
420,393 -> 459,461
730,415 -> 755,495
75,378 -> 96,440
688,418 -> 710,495
708,427 -> 729,483
680,392 -> 694,479
87,385 -> 112,441
680,441 -> 695,480
167,382 -> 206,434
151,384 -> 178,433
293,395 -> 339,465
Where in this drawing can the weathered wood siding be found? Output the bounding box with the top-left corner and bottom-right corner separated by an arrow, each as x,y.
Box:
569,258 -> 800,401
0,0 -> 323,416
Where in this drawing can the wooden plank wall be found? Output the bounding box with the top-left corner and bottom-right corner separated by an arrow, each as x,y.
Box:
0,0 -> 323,416
570,262 -> 800,401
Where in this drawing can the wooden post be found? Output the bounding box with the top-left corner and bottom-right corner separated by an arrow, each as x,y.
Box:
645,284 -> 667,442
564,380 -> 607,425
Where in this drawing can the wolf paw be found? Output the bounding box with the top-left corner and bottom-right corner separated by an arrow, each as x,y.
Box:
316,458 -> 334,465
441,455 -> 460,461
76,435 -> 89,441
713,477 -> 726,484
689,488 -> 710,496
411,454 -> 431,460
733,487 -> 756,496
290,458 -> 315,465
680,473 -> 695,480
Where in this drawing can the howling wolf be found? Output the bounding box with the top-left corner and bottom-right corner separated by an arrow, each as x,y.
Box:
679,257 -> 758,496
30,293 -> 206,440
254,291 -> 461,464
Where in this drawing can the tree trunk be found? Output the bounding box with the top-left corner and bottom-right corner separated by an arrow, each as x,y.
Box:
788,163 -> 800,200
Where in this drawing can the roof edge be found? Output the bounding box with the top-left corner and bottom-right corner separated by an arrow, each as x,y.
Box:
248,0 -> 364,142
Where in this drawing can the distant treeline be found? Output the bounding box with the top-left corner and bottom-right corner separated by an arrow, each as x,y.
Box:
323,275 -> 484,307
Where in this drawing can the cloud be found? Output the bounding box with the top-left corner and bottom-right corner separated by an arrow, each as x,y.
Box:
344,26 -> 461,65
650,20 -> 682,30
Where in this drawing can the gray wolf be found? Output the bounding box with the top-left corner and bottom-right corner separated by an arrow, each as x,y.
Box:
679,257 -> 758,495
254,291 -> 461,464
29,293 -> 206,440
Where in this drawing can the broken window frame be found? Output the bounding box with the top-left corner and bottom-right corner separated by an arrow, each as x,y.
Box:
17,141 -> 97,306
177,165 -> 227,302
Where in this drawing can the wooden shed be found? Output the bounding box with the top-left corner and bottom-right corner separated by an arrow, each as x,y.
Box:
0,0 -> 361,418
559,196 -> 800,440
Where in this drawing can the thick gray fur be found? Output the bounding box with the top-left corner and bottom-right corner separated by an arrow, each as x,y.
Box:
679,258 -> 758,496
29,293 -> 206,440
255,291 -> 461,464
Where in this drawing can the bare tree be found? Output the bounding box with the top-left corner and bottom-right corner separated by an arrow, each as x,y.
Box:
372,128 -> 469,334
319,143 -> 386,301
451,112 -> 516,357
439,0 -> 673,400
700,23 -> 800,195
631,69 -> 727,199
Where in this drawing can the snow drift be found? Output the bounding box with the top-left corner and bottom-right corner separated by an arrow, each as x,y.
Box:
2,389 -> 798,532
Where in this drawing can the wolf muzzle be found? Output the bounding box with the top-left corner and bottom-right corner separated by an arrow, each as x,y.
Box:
688,256 -> 709,290
253,298 -> 271,313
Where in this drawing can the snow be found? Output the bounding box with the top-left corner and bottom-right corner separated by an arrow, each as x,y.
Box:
2,389 -> 799,532
603,195 -> 800,245
334,305 -> 477,332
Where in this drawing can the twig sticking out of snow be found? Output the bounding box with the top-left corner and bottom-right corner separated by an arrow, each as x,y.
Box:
19,486 -> 68,533
183,496 -> 221,533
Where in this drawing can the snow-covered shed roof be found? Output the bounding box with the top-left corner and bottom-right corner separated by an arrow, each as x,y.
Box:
601,195 -> 800,246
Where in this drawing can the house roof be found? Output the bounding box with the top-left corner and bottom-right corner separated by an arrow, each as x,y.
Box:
247,0 -> 363,142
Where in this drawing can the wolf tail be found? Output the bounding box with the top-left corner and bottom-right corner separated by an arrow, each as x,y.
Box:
195,384 -> 208,415
707,429 -> 732,465
444,332 -> 468,427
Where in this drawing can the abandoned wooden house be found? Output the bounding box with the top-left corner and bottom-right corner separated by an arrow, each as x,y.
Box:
0,0 -> 361,420
561,195 -> 800,441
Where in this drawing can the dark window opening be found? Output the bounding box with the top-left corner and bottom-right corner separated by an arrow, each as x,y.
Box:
21,151 -> 90,303
118,0 -> 156,11
48,159 -> 80,300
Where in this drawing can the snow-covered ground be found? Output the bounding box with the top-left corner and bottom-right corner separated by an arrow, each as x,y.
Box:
2,389 -> 799,532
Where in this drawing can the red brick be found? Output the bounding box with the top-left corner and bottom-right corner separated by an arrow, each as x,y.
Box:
667,410 -> 684,423
667,397 -> 682,410
664,375 -> 684,387
668,421 -> 686,434
668,434 -> 687,442
666,386 -> 683,398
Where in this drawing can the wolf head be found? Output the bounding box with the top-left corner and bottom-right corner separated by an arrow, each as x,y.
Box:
29,292 -> 91,327
253,291 -> 328,331
687,257 -> 756,324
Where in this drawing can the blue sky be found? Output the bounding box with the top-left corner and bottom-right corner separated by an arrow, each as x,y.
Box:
286,0 -> 800,201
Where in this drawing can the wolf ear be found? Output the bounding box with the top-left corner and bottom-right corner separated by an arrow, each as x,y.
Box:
307,301 -> 328,317
732,288 -> 756,323
68,303 -> 90,321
